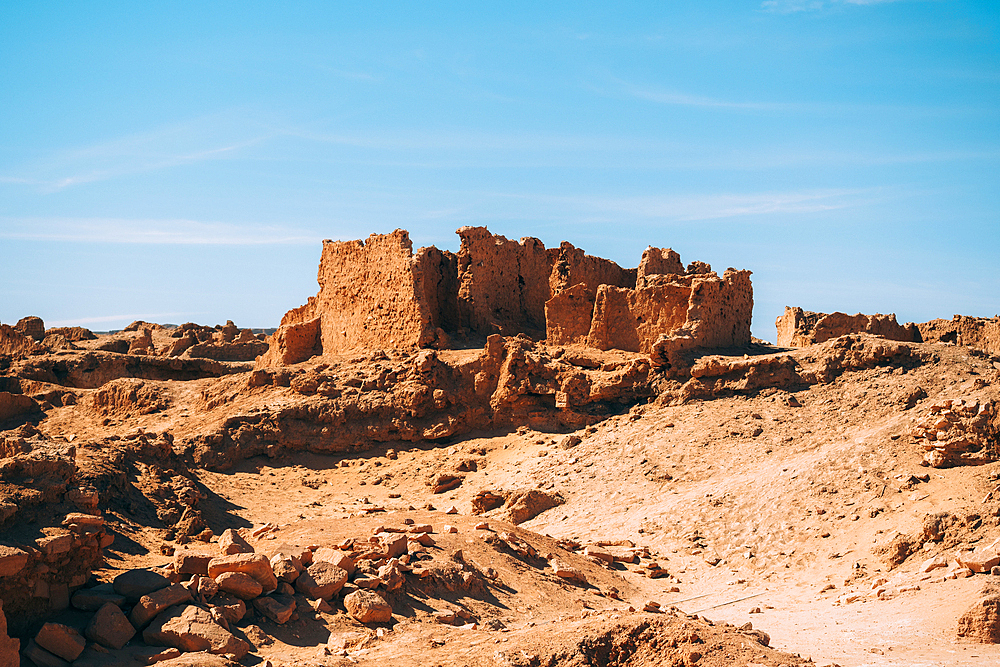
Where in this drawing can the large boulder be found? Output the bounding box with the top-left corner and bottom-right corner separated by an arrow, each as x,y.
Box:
958,594 -> 1000,643
34,623 -> 86,662
344,590 -> 392,624
294,562 -> 348,600
113,568 -> 171,602
85,602 -> 136,650
143,605 -> 249,659
129,584 -> 193,628
207,553 -> 277,592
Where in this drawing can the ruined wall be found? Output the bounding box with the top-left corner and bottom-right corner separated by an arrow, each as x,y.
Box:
315,231 -> 437,354
548,241 -> 635,295
587,269 -> 752,356
0,325 -> 45,359
413,246 -> 460,342
260,227 -> 753,366
544,284 -> 597,346
918,316 -> 1000,356
455,226 -> 552,337
636,247 -> 683,287
776,307 -> 920,348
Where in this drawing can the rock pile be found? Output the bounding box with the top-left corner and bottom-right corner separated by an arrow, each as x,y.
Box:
911,397 -> 998,467
16,520 -> 453,665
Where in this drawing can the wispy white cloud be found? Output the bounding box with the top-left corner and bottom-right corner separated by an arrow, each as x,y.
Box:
762,0 -> 911,13
0,217 -> 318,245
0,112 -> 275,192
621,84 -> 794,111
532,188 -> 877,222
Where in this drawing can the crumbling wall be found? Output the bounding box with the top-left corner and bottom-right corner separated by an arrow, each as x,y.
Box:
0,325 -> 45,359
918,315 -> 1000,356
544,284 -> 597,346
455,226 -> 552,337
314,231 -> 437,355
636,247 -> 683,287
548,241 -> 635,295
775,307 -> 920,348
260,227 -> 752,367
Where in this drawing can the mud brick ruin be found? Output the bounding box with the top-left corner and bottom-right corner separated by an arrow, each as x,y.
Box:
260,226 -> 753,371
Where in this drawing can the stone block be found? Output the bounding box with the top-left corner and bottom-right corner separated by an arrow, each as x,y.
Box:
34,623 -> 85,662
85,602 -> 136,650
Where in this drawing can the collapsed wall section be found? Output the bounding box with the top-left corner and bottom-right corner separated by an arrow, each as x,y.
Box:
775,307 -> 920,348
918,315 -> 1000,356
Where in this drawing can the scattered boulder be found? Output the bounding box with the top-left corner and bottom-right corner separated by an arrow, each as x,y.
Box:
269,553 -> 303,582
130,584 -> 194,629
34,623 -> 86,662
208,594 -> 246,626
113,568 -> 171,603
470,488 -> 564,524
0,601 -> 19,667
252,594 -> 296,624
215,571 -> 263,600
175,552 -> 214,576
294,561 -> 348,600
550,560 -> 587,585
217,529 -> 253,555
143,604 -> 249,659
85,602 -> 136,650
504,489 -> 564,525
958,594 -> 1000,643
22,640 -> 67,667
207,553 -> 278,592
344,590 -> 392,624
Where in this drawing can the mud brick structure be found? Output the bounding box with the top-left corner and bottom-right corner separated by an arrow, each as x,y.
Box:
775,307 -> 920,348
260,227 -> 753,367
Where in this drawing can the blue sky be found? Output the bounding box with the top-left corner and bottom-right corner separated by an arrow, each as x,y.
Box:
1,1 -> 997,340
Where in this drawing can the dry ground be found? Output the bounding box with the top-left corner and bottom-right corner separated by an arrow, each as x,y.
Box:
15,336 -> 1000,666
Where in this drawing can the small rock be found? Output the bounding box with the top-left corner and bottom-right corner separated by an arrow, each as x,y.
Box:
550,560 -> 587,585
559,435 -> 582,449
218,528 -> 254,555
209,593 -> 246,625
